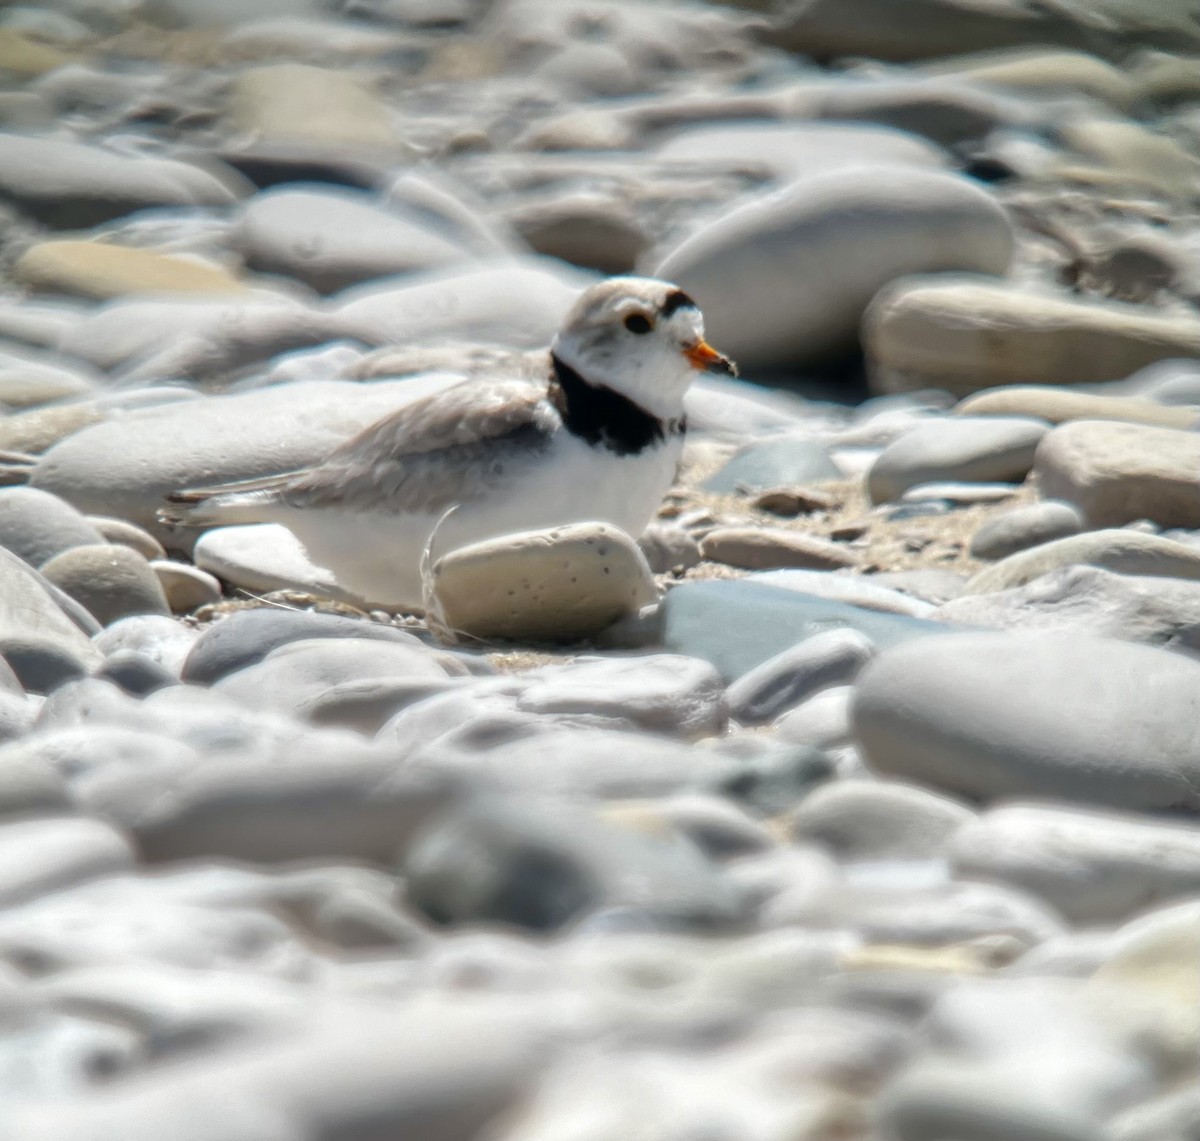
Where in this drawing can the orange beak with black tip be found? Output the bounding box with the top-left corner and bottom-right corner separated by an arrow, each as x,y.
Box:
684,340 -> 738,377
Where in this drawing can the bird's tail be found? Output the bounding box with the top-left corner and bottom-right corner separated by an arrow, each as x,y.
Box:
158,473 -> 296,529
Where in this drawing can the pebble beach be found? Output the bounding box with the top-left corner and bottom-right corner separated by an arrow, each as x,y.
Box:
0,0 -> 1199,1138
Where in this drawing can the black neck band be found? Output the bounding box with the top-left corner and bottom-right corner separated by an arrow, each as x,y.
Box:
551,353 -> 684,457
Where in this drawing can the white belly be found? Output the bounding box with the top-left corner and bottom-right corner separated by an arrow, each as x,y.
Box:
278,434 -> 681,608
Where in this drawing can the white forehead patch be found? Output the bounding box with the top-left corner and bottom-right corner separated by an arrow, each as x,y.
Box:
670,305 -> 704,340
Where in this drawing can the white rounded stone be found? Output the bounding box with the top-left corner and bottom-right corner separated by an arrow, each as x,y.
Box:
334,260 -> 592,350
655,121 -> 949,181
654,167 -> 1012,372
866,275 -> 1200,394
952,803 -> 1200,924
853,630 -> 1200,810
1034,419 -> 1200,529
151,561 -> 223,614
232,185 -> 477,293
964,530 -> 1200,594
867,416 -> 1048,503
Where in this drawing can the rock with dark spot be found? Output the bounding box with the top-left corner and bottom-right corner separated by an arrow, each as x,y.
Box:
404,796 -> 743,933
430,522 -> 657,644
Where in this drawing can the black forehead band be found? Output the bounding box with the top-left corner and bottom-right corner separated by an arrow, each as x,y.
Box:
661,289 -> 697,318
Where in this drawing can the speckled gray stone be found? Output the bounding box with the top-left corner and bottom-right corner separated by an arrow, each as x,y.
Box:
656,167 -> 1013,372
405,795 -> 743,933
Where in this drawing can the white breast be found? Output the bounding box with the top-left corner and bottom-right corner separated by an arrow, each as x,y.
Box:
467,430 -> 682,539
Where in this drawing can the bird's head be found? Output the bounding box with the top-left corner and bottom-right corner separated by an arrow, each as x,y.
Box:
551,277 -> 736,418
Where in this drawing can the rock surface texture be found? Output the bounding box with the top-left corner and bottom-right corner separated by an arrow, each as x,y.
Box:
0,1 -> 1194,1135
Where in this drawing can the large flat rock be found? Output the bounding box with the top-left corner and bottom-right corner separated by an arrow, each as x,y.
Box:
661,579 -> 948,682
867,276 -> 1200,393
852,630 -> 1200,810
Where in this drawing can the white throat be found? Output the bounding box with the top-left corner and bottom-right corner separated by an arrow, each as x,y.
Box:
550,336 -> 693,422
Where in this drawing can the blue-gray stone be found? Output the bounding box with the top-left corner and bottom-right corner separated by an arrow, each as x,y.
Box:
96,649 -> 176,697
703,436 -> 841,494
1125,358 -> 1200,405
661,579 -> 950,681
883,501 -> 949,522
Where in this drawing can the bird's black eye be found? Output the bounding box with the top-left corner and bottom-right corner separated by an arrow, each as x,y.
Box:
624,313 -> 653,335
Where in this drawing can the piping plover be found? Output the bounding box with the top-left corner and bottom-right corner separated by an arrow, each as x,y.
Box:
161,276 -> 735,608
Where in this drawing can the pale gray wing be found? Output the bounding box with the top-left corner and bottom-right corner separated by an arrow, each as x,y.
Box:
280,378 -> 560,515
